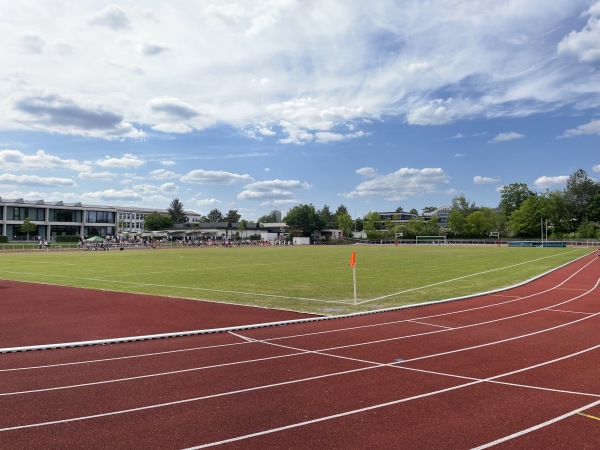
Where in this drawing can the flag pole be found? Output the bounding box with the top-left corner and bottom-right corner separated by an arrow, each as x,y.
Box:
350,251 -> 357,305
353,263 -> 357,305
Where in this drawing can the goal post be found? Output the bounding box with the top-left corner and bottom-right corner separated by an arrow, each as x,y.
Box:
415,236 -> 447,245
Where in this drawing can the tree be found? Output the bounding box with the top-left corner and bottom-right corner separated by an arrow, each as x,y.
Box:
337,212 -> 352,238
452,194 -> 476,216
508,196 -> 543,237
395,206 -> 404,213
317,204 -> 334,228
587,193 -> 600,222
207,208 -> 224,222
499,183 -> 536,217
167,198 -> 187,224
143,212 -> 173,231
564,169 -> 600,226
396,217 -> 437,239
363,211 -> 381,232
332,204 -> 350,229
283,204 -> 324,237
542,190 -> 570,235
447,210 -> 467,236
409,208 -> 418,215
258,211 -> 279,223
576,220 -> 599,239
224,209 -> 241,223
20,217 -> 37,241
465,208 -> 497,237
422,206 -> 437,214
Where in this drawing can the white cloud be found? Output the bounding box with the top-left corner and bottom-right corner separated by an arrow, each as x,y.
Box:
83,189 -> 143,202
342,167 -> 449,201
593,164 -> 600,172
559,119 -> 600,138
9,92 -> 146,140
141,40 -> 170,56
0,0 -> 595,142
474,176 -> 500,184
489,131 -> 525,143
90,5 -> 131,30
557,3 -> 600,62
238,179 -> 310,204
149,169 -> 179,180
180,169 -> 254,185
0,149 -> 92,172
0,173 -> 74,187
78,171 -> 116,181
191,197 -> 222,207
534,175 -> 569,189
407,100 -> 455,126
20,35 -> 45,54
96,154 -> 145,168
160,182 -> 178,193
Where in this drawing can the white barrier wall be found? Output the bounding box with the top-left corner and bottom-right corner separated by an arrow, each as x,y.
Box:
293,237 -> 310,245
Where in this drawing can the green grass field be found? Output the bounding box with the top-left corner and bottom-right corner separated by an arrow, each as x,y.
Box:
0,245 -> 593,315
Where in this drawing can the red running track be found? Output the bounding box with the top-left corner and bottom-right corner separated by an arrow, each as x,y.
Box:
1,253 -> 600,448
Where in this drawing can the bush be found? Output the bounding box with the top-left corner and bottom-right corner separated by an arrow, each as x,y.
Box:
0,235 -> 7,243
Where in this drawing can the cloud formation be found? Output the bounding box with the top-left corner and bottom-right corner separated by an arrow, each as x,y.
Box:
1,1 -> 596,142
489,132 -> 525,143
343,168 -> 449,201
181,169 -> 254,185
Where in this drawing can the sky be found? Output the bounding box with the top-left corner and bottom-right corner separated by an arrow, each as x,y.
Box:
1,0 -> 600,221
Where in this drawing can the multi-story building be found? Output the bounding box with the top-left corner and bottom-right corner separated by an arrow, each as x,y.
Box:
0,197 -> 200,241
0,197 -> 117,241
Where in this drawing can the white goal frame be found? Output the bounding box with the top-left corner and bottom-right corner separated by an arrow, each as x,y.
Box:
415,235 -> 447,245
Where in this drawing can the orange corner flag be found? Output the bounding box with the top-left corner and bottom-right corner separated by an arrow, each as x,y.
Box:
349,251 -> 356,268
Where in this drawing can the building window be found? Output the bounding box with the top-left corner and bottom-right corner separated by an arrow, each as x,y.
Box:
87,211 -> 115,223
50,209 -> 81,222
7,207 -> 45,221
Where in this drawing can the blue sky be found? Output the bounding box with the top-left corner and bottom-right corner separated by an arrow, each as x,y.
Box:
1,0 -> 600,221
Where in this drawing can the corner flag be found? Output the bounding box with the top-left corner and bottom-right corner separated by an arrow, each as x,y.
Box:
349,251 -> 356,268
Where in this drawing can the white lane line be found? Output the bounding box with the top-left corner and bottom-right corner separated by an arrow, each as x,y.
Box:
406,320 -> 453,329
1,252 -> 594,355
181,341 -> 600,449
2,279 -> 599,427
2,262 -> 597,399
319,276 -> 600,353
472,399 -> 600,449
3,268 -> 597,386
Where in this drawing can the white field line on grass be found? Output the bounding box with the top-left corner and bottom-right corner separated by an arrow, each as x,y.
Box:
0,249 -> 588,308
0,252 -> 594,354
2,255 -> 594,368
2,269 -> 598,397
358,249 -> 584,304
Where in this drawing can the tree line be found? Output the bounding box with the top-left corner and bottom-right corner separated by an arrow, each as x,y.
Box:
147,169 -> 600,240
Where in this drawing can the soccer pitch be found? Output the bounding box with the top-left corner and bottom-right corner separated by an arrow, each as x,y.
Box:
0,245 -> 592,315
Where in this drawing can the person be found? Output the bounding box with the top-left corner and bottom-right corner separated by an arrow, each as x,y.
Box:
597,248 -> 600,258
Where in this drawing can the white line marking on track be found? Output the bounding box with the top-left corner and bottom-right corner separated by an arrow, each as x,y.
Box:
472,398 -> 600,449
406,319 -> 453,329
2,258 -> 597,377
2,277 -> 599,435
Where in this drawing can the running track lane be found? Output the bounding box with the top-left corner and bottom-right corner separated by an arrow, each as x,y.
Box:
0,254 -> 599,448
